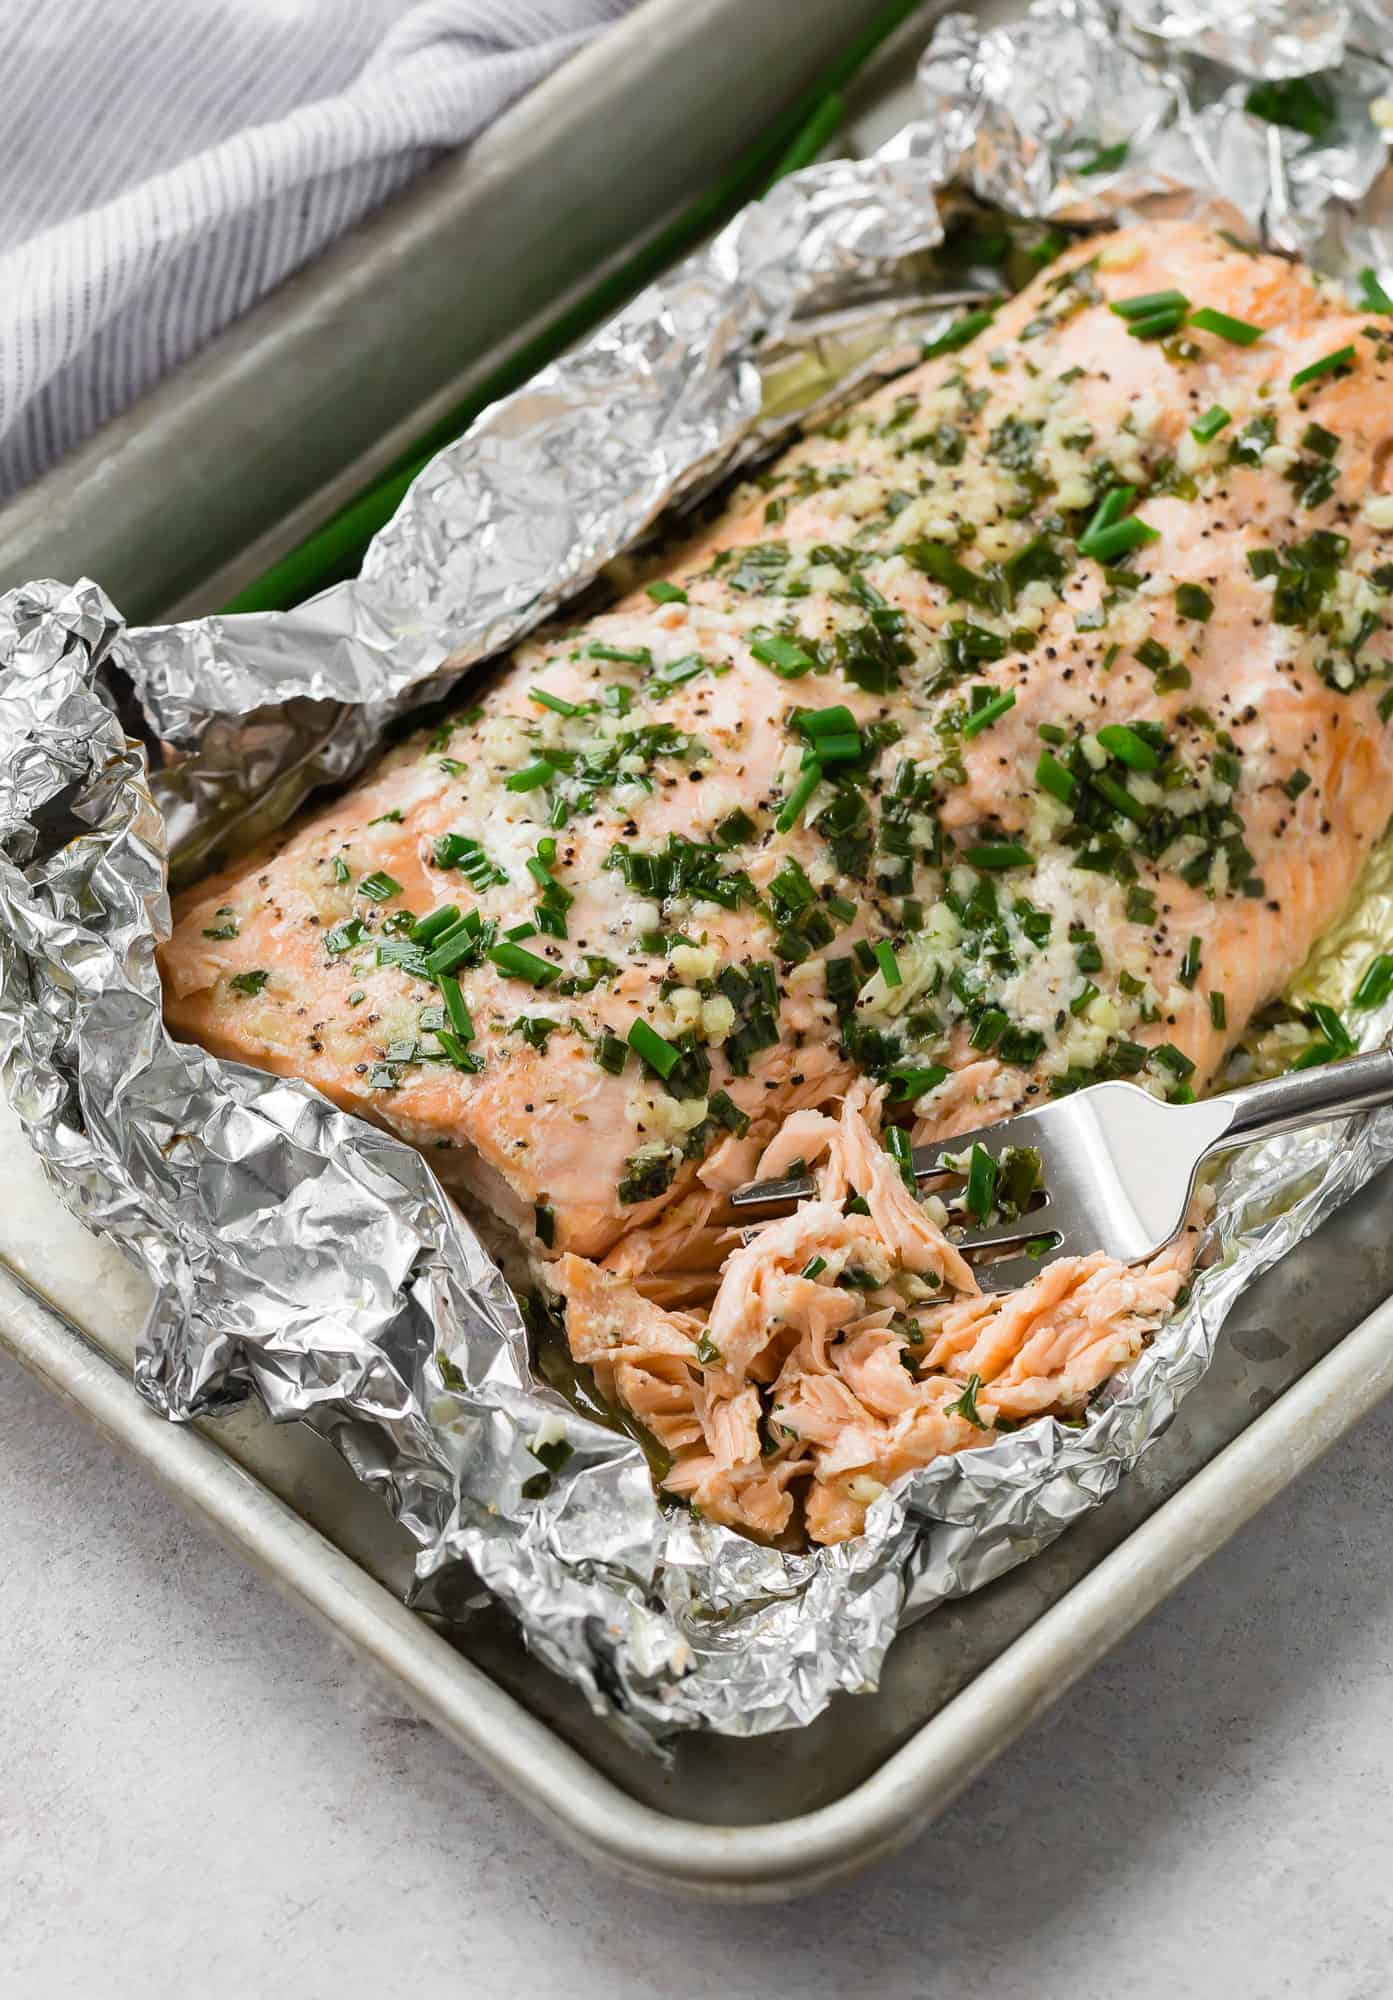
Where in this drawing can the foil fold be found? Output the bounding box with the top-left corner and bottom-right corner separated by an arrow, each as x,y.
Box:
2,0 -> 1392,1742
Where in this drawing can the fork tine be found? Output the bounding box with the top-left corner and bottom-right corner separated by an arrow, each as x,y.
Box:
727,1171 -> 818,1210
974,1243 -> 1070,1294
953,1206 -> 1056,1253
907,1108 -> 1052,1184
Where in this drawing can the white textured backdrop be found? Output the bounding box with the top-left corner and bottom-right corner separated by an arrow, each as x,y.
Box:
0,0 -> 633,495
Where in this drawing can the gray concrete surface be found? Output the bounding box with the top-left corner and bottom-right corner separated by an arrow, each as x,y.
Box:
4,1347 -> 1393,1997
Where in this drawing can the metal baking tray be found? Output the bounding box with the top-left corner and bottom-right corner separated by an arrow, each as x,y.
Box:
6,0 -> 1393,1902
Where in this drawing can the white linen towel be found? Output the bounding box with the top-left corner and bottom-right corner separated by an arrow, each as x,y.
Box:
0,0 -> 634,497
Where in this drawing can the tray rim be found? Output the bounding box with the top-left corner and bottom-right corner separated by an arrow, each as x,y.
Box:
4,1248 -> 1390,1902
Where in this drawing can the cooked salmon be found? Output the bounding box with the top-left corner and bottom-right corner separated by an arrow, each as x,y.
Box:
162,220 -> 1393,1542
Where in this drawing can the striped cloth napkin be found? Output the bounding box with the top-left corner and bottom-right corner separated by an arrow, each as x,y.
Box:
0,0 -> 634,498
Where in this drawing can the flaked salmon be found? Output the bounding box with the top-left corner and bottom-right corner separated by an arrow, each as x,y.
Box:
163,221 -> 1393,1542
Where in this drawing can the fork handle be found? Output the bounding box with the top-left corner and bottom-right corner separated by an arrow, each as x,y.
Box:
1217,1045 -> 1393,1149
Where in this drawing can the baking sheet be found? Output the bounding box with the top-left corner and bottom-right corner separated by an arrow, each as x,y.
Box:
6,0 -> 1393,1892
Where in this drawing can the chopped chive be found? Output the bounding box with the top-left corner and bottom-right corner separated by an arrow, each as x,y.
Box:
586,641 -> 651,665
229,969 -> 269,996
529,685 -> 581,716
872,939 -> 902,988
368,808 -> 403,826
1284,767 -> 1311,800
1308,1001 -> 1353,1052
887,1063 -> 948,1100
795,704 -> 860,753
487,942 -> 559,987
1245,75 -> 1336,141
1190,404 -> 1231,443
1189,306 -> 1265,346
885,1125 -> 916,1193
325,917 -> 365,956
961,687 -> 1016,738
1179,936 -> 1202,988
797,702 -> 857,735
801,1255 -> 828,1281
504,758 -> 556,793
425,923 -> 480,977
1152,1042 -> 1196,1079
971,1007 -> 1008,1050
1077,139 -> 1129,175
1359,266 -> 1393,315
1092,771 -> 1147,825
356,870 -> 402,902
946,1372 -> 988,1429
437,974 -> 474,1040
775,761 -> 823,834
409,905 -> 461,947
652,652 -> 706,686
810,731 -> 861,763
714,808 -> 756,850
1153,664 -> 1192,694
964,841 -> 1032,869
1353,953 -> 1393,1009
1036,749 -> 1077,802
964,1145 -> 997,1223
1209,991 -> 1227,1031
1109,289 -> 1190,321
1079,516 -> 1159,562
1301,421 -> 1340,459
707,1090 -> 748,1137
595,1032 -> 628,1074
332,856 -> 351,885
751,632 -> 815,677
1290,344 -> 1356,391
646,580 -> 688,604
1125,306 -> 1187,341
434,1029 -> 483,1072
1083,484 -> 1135,540
923,308 -> 995,358
1070,981 -> 1100,1016
1175,582 -> 1214,622
627,1017 -> 680,1077
1096,722 -> 1159,771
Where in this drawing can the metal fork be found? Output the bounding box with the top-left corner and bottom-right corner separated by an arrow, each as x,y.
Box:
727,1048 -> 1393,1294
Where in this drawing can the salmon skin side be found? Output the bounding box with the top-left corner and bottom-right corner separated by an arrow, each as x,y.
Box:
163,221 -> 1393,1544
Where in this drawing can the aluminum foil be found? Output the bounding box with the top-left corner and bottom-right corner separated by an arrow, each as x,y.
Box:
3,0 -> 1393,1745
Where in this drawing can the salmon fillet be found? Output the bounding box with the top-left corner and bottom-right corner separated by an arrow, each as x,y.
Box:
162,220 -> 1393,1542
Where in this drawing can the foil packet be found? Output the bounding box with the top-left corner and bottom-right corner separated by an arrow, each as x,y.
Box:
2,0 -> 1393,1745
